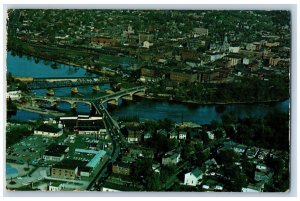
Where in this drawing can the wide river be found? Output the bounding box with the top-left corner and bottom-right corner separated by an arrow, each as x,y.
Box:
7,52 -> 289,124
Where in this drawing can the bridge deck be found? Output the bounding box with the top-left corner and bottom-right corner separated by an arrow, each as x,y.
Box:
27,78 -> 109,90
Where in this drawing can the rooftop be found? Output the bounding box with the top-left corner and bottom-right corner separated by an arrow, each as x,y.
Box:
35,124 -> 61,133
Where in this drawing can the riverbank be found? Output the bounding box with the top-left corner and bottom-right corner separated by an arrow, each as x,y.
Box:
139,94 -> 289,106
17,104 -> 66,117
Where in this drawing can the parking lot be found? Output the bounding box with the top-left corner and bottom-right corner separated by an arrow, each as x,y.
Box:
7,135 -> 55,165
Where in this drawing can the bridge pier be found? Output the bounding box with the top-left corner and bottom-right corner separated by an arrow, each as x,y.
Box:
51,101 -> 57,109
92,85 -> 100,92
71,87 -> 78,94
47,88 -> 55,96
107,99 -> 118,108
70,102 -> 77,110
122,95 -> 133,103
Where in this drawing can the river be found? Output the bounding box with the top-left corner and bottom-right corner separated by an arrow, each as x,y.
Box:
7,52 -> 290,124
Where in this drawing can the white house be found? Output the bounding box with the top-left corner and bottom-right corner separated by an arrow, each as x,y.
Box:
179,131 -> 187,140
256,163 -> 268,172
143,41 -> 153,48
242,183 -> 264,192
184,168 -> 203,186
207,131 -> 215,140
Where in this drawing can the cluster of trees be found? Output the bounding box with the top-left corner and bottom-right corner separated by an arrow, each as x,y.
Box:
148,75 -> 289,104
223,110 -> 289,151
6,124 -> 32,147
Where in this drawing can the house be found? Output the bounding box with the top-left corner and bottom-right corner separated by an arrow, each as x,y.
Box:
48,182 -> 64,191
152,163 -> 161,174
204,158 -> 218,170
201,179 -> 222,191
178,131 -> 187,140
254,171 -> 273,183
112,162 -> 131,176
34,124 -> 63,137
43,144 -> 69,162
162,150 -> 181,166
128,146 -> 155,159
256,163 -> 268,172
206,131 -> 214,140
127,130 -> 143,143
184,168 -> 203,186
143,41 -> 153,48
242,183 -> 264,192
169,129 -> 178,139
143,132 -> 152,140
233,144 -> 247,154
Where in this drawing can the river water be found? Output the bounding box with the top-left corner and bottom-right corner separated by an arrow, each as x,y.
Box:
7,52 -> 290,124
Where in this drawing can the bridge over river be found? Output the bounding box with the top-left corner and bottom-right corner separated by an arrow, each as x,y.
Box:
16,76 -> 109,90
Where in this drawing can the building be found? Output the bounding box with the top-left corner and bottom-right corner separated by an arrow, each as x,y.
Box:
51,160 -> 79,180
128,146 -> 155,159
6,90 -> 22,100
178,131 -> 187,140
91,36 -> 117,46
34,124 -> 63,137
139,33 -> 154,45
48,182 -> 64,191
192,27 -> 209,37
112,162 -> 131,176
170,71 -> 198,83
184,168 -> 203,186
60,116 -> 106,134
43,144 -> 69,162
233,144 -> 247,154
162,150 -> 181,166
74,148 -> 106,172
127,130 -> 143,143
242,183 -> 264,192
169,130 -> 178,139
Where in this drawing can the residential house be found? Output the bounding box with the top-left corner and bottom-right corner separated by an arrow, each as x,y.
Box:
162,150 -> 181,166
254,171 -> 273,183
233,144 -> 247,154
184,168 -> 203,186
127,130 -> 143,143
256,163 -> 268,172
242,183 -> 265,192
179,131 -> 187,140
169,129 -> 178,139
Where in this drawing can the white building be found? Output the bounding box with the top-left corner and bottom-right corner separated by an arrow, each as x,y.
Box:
34,124 -> 63,137
229,46 -> 240,53
143,41 -> 153,48
184,168 -> 203,186
6,90 -> 22,100
179,131 -> 187,140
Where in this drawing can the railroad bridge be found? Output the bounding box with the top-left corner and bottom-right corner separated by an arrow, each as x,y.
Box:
25,77 -> 109,90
